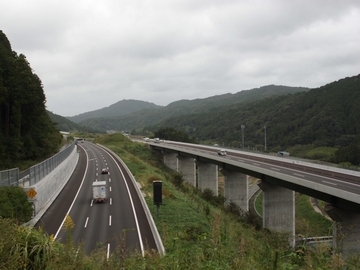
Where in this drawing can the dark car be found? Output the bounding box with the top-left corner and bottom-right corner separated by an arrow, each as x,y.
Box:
101,168 -> 109,174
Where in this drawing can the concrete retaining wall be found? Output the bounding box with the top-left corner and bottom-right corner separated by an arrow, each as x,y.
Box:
24,146 -> 79,227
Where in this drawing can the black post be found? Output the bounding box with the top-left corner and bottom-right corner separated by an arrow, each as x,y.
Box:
153,180 -> 162,217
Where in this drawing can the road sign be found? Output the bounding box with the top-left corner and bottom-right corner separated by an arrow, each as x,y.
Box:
27,188 -> 37,199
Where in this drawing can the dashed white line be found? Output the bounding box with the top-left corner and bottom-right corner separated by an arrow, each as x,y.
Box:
109,186 -> 112,192
110,198 -> 112,205
90,200 -> 93,206
109,215 -> 112,226
109,178 -> 111,182
84,217 -> 89,228
322,180 -> 337,186
107,244 -> 110,260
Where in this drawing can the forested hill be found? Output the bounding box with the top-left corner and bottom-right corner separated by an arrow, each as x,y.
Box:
78,85 -> 309,131
0,31 -> 62,169
67,99 -> 161,123
155,74 -> 360,153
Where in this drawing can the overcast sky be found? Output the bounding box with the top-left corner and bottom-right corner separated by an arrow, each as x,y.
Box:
1,0 -> 360,116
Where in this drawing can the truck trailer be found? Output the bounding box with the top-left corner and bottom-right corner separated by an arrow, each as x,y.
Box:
92,181 -> 107,203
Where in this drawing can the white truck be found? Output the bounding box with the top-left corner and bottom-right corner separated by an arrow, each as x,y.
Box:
92,181 -> 107,203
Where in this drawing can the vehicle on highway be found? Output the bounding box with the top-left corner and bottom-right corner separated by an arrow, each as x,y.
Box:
154,138 -> 160,143
92,181 -> 107,203
101,168 -> 109,174
218,149 -> 227,156
143,137 -> 150,142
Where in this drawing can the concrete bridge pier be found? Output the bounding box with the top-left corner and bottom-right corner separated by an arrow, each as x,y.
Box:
222,169 -> 248,212
258,180 -> 295,247
196,161 -> 218,195
325,204 -> 360,259
163,151 -> 178,171
177,155 -> 196,186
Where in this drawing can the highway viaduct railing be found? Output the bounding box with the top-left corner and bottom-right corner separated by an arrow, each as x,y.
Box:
149,141 -> 360,259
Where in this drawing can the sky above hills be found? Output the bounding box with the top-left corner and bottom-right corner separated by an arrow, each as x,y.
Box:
1,0 -> 359,116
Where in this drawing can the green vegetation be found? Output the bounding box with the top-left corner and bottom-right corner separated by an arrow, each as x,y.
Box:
0,186 -> 33,223
47,111 -> 105,134
153,127 -> 196,143
78,85 -> 308,132
0,31 -> 62,169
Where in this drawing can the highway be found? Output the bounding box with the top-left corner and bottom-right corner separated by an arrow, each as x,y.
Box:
36,141 -> 157,257
149,140 -> 360,210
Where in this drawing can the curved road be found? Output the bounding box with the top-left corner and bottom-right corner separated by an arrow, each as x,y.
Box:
36,141 -> 157,257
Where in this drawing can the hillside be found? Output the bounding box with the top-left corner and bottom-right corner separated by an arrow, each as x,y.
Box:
78,85 -> 309,131
47,111 -> 104,134
67,99 -> 161,123
155,74 -> 360,154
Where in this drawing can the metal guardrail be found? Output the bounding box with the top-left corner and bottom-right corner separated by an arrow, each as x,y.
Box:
0,168 -> 19,187
0,141 -> 76,187
28,141 -> 76,186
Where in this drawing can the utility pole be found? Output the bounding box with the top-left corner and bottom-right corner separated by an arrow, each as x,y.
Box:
264,125 -> 267,151
241,125 -> 245,150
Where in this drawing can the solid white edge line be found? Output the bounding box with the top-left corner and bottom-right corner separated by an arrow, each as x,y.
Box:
54,144 -> 90,239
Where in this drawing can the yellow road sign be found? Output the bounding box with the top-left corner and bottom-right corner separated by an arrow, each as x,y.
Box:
27,188 -> 37,199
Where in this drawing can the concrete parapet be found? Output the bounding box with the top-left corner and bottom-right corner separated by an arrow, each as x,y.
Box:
177,155 -> 196,186
222,169 -> 248,212
163,151 -> 178,171
24,146 -> 79,227
258,180 -> 295,247
196,161 -> 218,195
325,204 -> 360,259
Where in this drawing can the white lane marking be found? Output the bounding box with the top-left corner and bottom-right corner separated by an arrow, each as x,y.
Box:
84,217 -> 89,228
109,178 -> 111,182
293,173 -> 304,177
54,144 -> 90,239
322,180 -> 337,186
271,167 -> 280,171
109,215 -> 112,226
90,200 -> 93,206
110,198 -> 112,205
96,173 -> 98,176
108,172 -> 110,176
107,244 -> 110,261
109,186 -> 112,192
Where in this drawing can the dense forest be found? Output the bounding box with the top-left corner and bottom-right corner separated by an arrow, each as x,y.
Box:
0,31 -> 62,169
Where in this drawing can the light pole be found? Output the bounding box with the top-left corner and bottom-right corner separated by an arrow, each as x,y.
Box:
241,125 -> 245,149
264,125 -> 267,151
